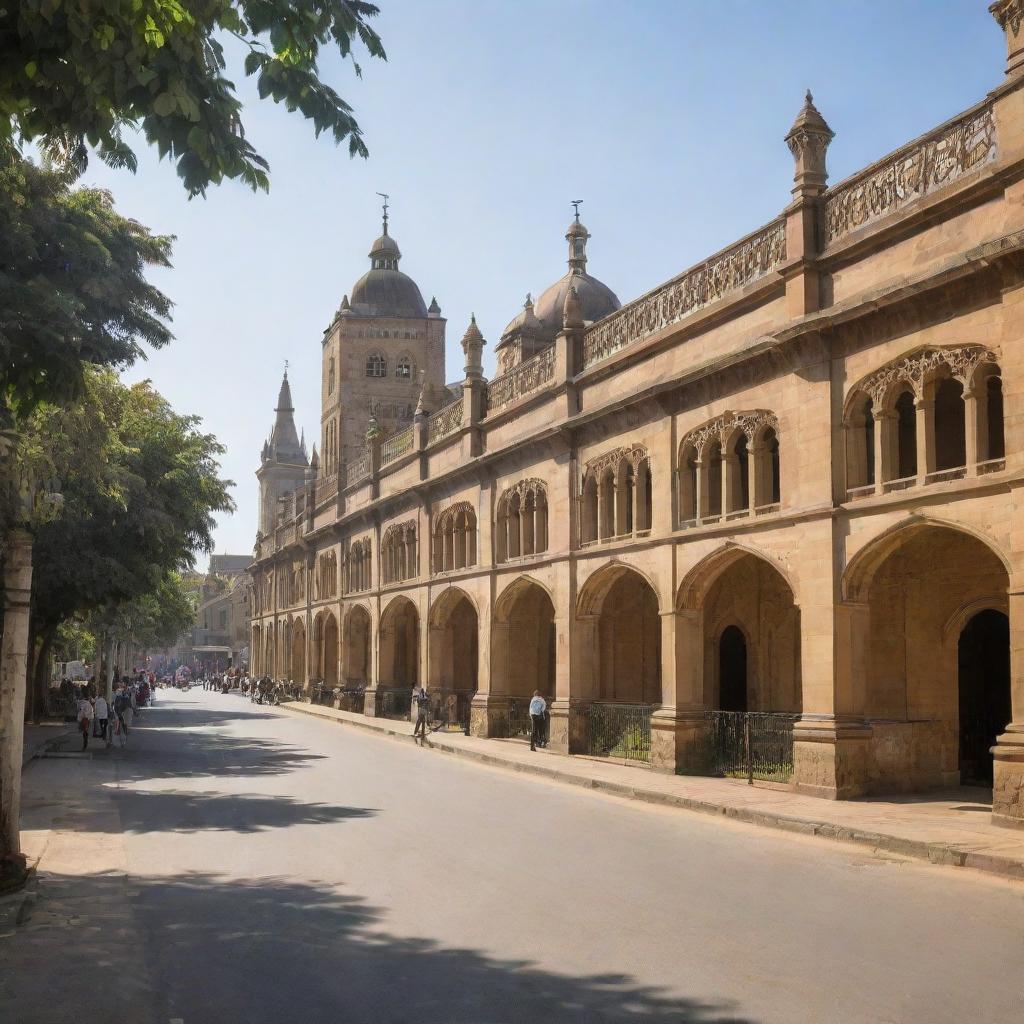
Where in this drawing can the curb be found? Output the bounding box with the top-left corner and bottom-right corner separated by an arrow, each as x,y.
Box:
22,728 -> 76,769
280,701 -> 1024,883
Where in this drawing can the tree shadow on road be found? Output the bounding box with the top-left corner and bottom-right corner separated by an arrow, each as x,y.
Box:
3,869 -> 757,1024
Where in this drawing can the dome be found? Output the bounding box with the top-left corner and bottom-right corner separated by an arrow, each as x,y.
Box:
349,268 -> 428,318
533,271 -> 620,336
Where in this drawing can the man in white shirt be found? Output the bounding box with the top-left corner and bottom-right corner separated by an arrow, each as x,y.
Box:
529,691 -> 546,752
78,696 -> 94,750
94,694 -> 108,741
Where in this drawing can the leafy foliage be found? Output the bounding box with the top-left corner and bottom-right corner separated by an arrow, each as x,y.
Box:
26,367 -> 235,634
0,149 -> 173,418
0,1 -> 387,195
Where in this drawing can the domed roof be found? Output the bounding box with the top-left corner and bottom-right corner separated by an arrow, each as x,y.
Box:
534,271 -> 619,336
501,294 -> 545,341
350,269 -> 428,318
347,220 -> 427,319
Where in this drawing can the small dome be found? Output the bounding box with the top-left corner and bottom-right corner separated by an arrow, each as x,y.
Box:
501,294 -> 544,341
533,271 -> 619,336
369,233 -> 401,259
350,268 -> 428,319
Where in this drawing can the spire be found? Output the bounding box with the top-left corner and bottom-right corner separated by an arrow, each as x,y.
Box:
566,202 -> 590,274
276,369 -> 293,414
377,191 -> 390,235
266,369 -> 307,467
461,314 -> 485,380
785,90 -> 834,196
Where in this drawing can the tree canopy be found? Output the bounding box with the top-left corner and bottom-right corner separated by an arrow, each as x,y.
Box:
0,0 -> 387,195
0,151 -> 174,418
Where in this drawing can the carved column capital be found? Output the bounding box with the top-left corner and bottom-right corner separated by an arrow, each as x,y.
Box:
991,0 -> 1024,76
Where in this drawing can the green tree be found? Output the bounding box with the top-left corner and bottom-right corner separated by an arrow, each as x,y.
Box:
0,0 -> 386,196
0,152 -> 173,418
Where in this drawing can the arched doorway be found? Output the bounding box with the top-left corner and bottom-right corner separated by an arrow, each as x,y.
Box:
845,523 -> 1010,793
380,597 -> 419,688
342,606 -> 369,686
578,566 -> 661,703
492,579 -> 556,699
958,609 -> 1011,786
429,589 -> 478,692
718,626 -> 747,712
321,612 -> 339,687
291,619 -> 306,683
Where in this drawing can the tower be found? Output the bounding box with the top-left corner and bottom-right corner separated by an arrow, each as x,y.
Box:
320,206 -> 446,473
257,371 -> 309,535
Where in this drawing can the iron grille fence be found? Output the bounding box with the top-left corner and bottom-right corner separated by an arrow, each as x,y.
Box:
700,711 -> 798,783
336,688 -> 366,714
311,683 -> 335,706
428,690 -> 473,734
491,698 -> 534,741
376,689 -> 412,720
586,703 -> 653,763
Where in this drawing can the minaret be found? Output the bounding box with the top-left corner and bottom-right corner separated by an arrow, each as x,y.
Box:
566,200 -> 590,274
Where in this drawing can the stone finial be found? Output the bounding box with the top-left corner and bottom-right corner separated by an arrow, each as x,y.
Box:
461,314 -> 485,380
785,90 -> 834,196
414,371 -> 429,418
991,1 -> 1024,76
365,415 -> 380,441
428,295 -> 441,317
310,444 -> 320,470
340,294 -> 351,313
563,284 -> 584,329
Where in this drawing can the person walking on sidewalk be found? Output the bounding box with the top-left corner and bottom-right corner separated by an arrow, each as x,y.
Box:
412,687 -> 430,743
529,691 -> 546,752
78,695 -> 94,750
93,694 -> 109,741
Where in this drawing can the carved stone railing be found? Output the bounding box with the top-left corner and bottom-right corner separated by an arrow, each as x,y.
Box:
824,101 -> 996,245
349,451 -> 371,485
381,426 -> 414,466
314,474 -> 338,505
485,347 -> 555,414
428,396 -> 464,444
582,219 -> 786,369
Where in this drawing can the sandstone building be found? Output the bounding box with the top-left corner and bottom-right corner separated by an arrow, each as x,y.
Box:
251,5 -> 1024,826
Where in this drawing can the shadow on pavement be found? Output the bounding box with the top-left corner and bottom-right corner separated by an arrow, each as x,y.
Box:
2,870 -> 756,1024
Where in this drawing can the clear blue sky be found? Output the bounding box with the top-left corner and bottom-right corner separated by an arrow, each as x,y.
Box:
79,0 -> 1000,563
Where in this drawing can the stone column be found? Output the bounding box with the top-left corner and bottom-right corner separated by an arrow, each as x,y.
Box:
556,613 -> 597,755
695,458 -> 708,521
993,586 -> 1024,826
915,398 -> 934,484
471,621 -> 507,739
747,443 -> 761,510
721,453 -> 735,517
875,411 -> 893,492
963,387 -> 980,475
0,529 -> 33,865
651,609 -> 710,774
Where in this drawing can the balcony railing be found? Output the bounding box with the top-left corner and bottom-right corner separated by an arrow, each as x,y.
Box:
427,396 -> 464,444
314,474 -> 338,505
581,218 -> 786,369
349,452 -> 371,486
824,99 -> 996,245
381,426 -> 414,466
485,347 -> 555,414
924,466 -> 966,485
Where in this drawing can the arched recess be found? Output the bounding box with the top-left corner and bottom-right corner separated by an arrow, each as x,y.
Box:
342,606 -> 369,687
679,545 -> 801,713
843,520 -> 1010,789
492,577 -> 556,699
291,618 -> 306,683
379,596 -> 419,688
576,564 -> 661,704
428,587 -> 479,692
317,612 -> 339,687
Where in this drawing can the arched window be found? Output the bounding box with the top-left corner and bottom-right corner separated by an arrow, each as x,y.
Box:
535,487 -> 548,553
845,393 -> 875,492
679,444 -> 698,524
616,459 -> 634,535
933,375 -> 966,472
508,493 -> 521,558
599,468 -> 615,540
762,428 -> 780,506
433,504 -> 476,573
396,355 -> 414,379
986,375 -> 1005,461
328,357 -> 336,394
725,431 -> 748,514
636,458 -> 652,532
704,440 -> 723,519
581,475 -> 598,544
366,352 -> 387,378
522,490 -> 536,555
894,388 -> 917,480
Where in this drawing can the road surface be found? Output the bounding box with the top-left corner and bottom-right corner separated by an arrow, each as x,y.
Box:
5,689 -> 1024,1024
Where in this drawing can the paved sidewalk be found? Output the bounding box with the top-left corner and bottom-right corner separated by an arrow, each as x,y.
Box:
280,699 -> 1024,881
22,723 -> 76,767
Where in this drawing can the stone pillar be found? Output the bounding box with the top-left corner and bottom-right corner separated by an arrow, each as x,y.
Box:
964,387 -> 981,475
471,621 -> 506,738
993,586 -> 1024,826
556,613 -> 597,755
651,609 -> 710,774
992,0 -> 1024,78
722,452 -> 738,516
875,411 -> 893,492
695,459 -> 709,520
915,398 -> 934,484
747,443 -> 761,510
0,529 -> 33,865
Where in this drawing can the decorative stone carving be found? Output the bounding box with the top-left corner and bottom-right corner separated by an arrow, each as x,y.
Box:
824,103 -> 996,244
486,347 -> 555,413
584,444 -> 649,480
427,396 -> 464,444
680,410 -> 779,457
852,345 -> 998,409
582,220 -> 786,368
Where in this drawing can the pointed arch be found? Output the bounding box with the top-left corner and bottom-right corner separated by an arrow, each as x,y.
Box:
677,542 -> 798,612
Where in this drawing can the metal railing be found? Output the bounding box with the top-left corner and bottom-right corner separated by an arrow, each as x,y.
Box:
427,397 -> 464,444
586,703 -> 653,764
485,347 -> 555,413
336,688 -> 365,714
376,688 -> 412,720
699,711 -> 798,783
381,426 -> 414,466
428,690 -> 473,734
491,697 -> 534,741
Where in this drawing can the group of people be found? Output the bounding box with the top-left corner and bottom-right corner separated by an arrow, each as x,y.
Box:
75,676 -> 148,750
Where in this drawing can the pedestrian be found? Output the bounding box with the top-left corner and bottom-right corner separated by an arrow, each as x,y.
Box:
94,693 -> 109,741
78,695 -> 94,750
529,690 -> 546,752
412,686 -> 430,743
113,686 -> 132,741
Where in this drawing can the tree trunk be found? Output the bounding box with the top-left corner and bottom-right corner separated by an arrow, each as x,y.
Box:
0,528 -> 34,862
31,627 -> 54,724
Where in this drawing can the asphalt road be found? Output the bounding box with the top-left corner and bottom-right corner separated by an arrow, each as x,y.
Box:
7,689 -> 1024,1024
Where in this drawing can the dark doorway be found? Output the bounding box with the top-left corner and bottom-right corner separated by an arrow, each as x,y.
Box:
958,609 -> 1011,786
719,625 -> 748,712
